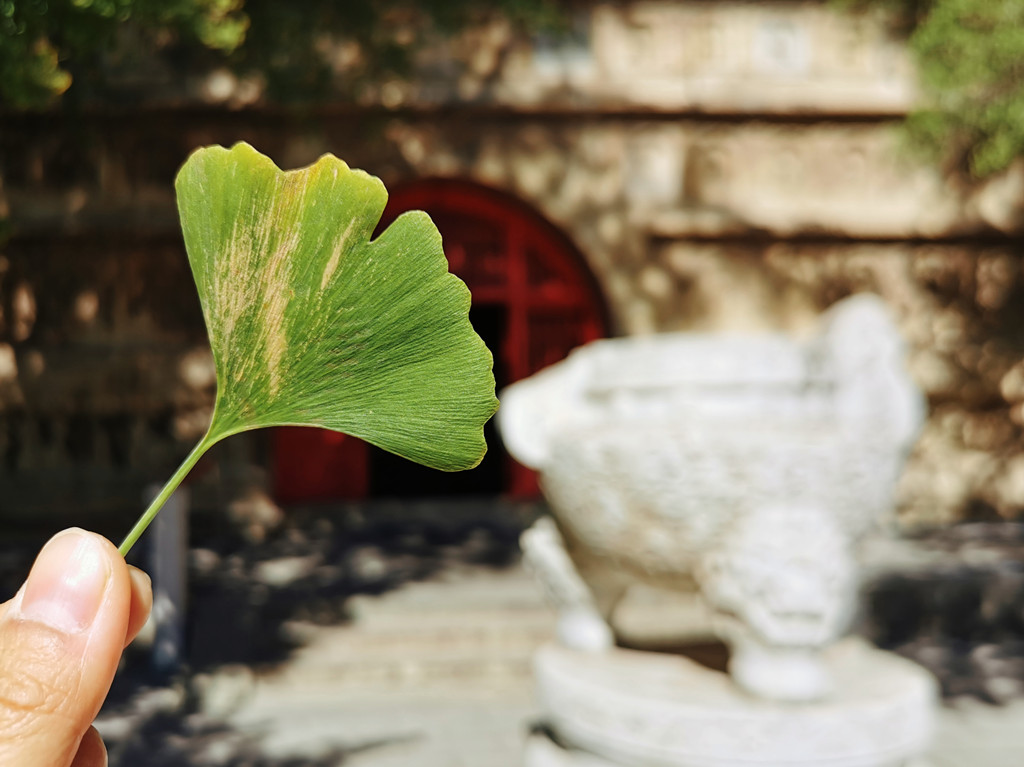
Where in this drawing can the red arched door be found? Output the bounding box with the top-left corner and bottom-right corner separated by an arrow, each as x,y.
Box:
273,179 -> 608,502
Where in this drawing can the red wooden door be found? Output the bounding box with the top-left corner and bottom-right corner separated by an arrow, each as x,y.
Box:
273,179 -> 608,503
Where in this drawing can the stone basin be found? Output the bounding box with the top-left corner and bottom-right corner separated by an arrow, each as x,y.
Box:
499,294 -> 926,702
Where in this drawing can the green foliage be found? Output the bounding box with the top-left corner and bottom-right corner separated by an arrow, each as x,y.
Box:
0,0 -> 247,108
0,0 -> 564,108
909,0 -> 1024,176
119,143 -> 498,554
842,0 -> 1024,177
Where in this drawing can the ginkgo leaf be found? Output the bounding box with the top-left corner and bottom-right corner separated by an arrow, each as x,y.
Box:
119,143 -> 497,555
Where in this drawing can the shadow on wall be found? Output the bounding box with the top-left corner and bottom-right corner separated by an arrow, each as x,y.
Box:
652,247 -> 1024,526
0,234 -> 216,524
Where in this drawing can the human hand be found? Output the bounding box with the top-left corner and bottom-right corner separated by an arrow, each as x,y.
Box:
0,528 -> 153,766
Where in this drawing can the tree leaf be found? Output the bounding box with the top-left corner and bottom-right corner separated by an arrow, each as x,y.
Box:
119,142 -> 497,554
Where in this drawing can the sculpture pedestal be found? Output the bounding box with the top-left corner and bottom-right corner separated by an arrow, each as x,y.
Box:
526,640 -> 936,767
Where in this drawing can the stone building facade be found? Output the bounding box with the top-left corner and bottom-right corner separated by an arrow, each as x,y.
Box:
2,1 -> 1024,527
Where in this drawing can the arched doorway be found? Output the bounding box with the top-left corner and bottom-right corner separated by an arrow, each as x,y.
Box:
273,179 -> 609,502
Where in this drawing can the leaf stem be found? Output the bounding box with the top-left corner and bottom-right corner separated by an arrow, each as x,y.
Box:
118,432 -> 218,557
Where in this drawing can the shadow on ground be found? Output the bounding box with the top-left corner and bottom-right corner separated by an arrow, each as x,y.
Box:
8,507 -> 1024,763
171,498 -> 539,672
862,522 -> 1024,703
107,709 -> 354,766
101,690 -> 418,766
93,498 -> 541,766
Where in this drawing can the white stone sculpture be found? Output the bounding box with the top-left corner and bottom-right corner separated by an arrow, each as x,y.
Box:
500,294 -> 926,703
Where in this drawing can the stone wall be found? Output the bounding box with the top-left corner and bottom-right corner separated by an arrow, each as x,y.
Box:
2,0 -> 1023,526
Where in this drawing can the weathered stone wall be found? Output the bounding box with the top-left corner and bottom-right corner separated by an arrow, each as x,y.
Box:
2,0 -> 1023,526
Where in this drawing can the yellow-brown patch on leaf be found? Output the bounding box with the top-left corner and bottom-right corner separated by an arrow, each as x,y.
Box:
321,219 -> 356,291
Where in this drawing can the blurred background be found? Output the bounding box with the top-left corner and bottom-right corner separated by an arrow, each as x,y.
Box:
4,1 -> 1024,765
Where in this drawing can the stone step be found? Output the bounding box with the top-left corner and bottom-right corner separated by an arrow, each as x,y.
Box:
261,565 -> 720,692
273,618 -> 556,688
260,567 -> 560,690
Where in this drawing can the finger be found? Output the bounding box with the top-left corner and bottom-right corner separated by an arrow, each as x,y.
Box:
0,529 -> 131,767
124,567 -> 153,648
70,726 -> 107,767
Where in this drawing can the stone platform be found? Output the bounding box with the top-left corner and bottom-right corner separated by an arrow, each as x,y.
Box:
529,640 -> 937,767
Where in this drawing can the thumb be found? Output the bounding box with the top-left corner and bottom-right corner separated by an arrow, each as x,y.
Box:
0,529 -> 132,767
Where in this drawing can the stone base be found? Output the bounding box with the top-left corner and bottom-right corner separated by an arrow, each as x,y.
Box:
525,733 -> 622,767
524,733 -> 934,767
528,640 -> 937,767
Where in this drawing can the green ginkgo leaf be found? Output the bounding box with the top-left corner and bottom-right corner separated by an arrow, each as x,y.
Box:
119,143 -> 498,555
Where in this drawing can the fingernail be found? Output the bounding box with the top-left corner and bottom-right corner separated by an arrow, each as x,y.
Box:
17,530 -> 111,634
